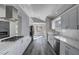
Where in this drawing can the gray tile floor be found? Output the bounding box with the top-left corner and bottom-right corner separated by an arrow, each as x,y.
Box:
23,36 -> 56,55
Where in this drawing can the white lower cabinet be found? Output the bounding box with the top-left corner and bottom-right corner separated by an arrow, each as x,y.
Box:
60,41 -> 65,55
1,37 -> 31,55
60,41 -> 79,55
61,5 -> 78,29
4,40 -> 23,55
65,43 -> 79,55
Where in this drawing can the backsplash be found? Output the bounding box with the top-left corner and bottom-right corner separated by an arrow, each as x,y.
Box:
61,29 -> 79,40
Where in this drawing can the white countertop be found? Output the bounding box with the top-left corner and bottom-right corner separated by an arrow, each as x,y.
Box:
54,35 -> 79,50
0,36 -> 31,54
48,30 -> 79,50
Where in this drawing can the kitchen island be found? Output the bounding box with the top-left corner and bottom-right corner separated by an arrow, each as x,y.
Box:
0,36 -> 31,55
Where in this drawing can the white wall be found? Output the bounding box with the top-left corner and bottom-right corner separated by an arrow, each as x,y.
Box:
10,21 -> 16,37
33,23 -> 46,36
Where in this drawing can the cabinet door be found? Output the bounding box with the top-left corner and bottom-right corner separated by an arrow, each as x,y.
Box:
68,7 -> 77,29
60,41 -> 66,55
77,6 -> 79,29
61,6 -> 77,29
69,47 -> 79,55
61,13 -> 69,29
4,40 -> 23,55
65,45 -> 70,55
65,43 -> 79,55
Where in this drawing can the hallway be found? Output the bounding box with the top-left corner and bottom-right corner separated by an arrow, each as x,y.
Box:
23,36 -> 56,55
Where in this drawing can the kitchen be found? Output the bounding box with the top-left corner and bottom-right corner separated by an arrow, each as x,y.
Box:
0,4 -> 79,55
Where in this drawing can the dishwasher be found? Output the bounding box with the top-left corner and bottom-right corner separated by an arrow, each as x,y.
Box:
53,38 -> 60,55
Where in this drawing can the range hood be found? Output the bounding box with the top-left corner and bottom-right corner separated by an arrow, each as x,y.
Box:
0,5 -> 18,22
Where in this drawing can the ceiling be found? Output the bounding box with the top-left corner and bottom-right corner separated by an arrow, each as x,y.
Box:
18,4 -> 74,21
31,17 -> 45,23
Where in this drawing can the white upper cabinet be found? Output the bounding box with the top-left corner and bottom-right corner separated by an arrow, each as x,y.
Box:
61,12 -> 69,29
6,6 -> 18,19
0,5 -> 18,19
0,5 -> 6,17
68,6 -> 77,29
61,5 -> 78,29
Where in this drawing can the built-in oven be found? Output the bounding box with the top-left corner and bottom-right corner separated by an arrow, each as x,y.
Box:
0,21 -> 9,39
0,31 -> 9,39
